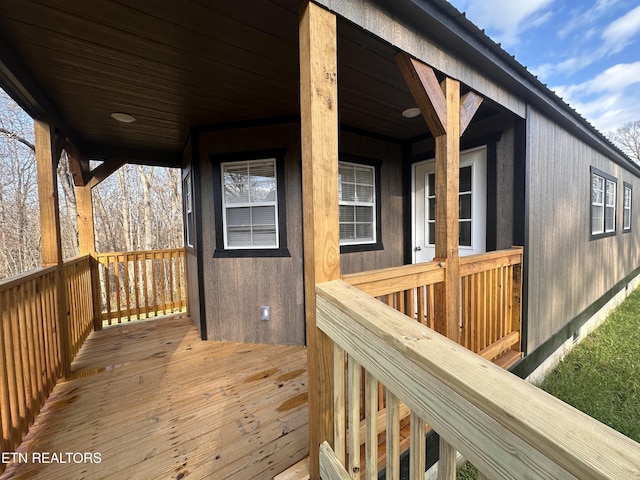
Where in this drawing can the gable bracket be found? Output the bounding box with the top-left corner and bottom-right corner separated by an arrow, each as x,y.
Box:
395,52 -> 446,137
459,91 -> 483,135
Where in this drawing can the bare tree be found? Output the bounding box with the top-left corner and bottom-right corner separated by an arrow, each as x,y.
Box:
0,90 -> 40,276
611,120 -> 640,164
0,88 -> 184,279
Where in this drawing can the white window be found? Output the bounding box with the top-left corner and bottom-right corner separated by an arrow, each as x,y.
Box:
624,183 -> 632,231
426,165 -> 473,247
605,178 -> 616,233
221,159 -> 278,248
339,162 -> 376,245
591,174 -> 605,235
184,172 -> 194,247
591,168 -> 616,236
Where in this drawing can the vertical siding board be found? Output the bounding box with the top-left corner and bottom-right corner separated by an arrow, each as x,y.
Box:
526,107 -> 640,352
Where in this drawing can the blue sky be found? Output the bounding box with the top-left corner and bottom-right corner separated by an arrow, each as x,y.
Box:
445,0 -> 640,135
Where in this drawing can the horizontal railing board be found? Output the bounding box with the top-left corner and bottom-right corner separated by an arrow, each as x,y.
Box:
342,261 -> 445,296
0,265 -> 57,292
316,280 -> 640,480
459,247 -> 523,276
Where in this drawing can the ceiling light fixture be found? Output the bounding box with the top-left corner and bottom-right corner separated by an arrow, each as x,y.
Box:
401,107 -> 421,118
110,112 -> 136,123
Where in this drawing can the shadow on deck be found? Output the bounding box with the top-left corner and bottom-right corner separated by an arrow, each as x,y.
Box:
0,315 -> 308,480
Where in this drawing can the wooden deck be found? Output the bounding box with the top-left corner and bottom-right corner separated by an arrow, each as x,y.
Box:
0,315 -> 309,480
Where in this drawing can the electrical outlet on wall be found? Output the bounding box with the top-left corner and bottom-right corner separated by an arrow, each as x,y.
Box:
260,306 -> 271,321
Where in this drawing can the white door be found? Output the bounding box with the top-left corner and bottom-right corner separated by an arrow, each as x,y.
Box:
412,146 -> 487,263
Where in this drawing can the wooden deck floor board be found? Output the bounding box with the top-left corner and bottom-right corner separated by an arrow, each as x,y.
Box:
0,315 -> 309,480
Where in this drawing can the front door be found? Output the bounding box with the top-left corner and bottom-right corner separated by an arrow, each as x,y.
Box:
412,146 -> 487,263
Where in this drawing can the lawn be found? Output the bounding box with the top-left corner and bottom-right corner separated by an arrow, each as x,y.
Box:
456,286 -> 640,478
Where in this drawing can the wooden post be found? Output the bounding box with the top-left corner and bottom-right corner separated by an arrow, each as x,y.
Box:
434,78 -> 461,341
300,2 -> 340,478
76,185 -> 95,255
35,120 -> 71,375
511,247 -> 523,352
395,54 -> 482,342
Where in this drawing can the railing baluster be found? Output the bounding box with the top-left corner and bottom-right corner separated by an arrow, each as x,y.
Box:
386,389 -> 400,480
365,370 -> 377,480
334,343 -> 346,464
123,253 -> 131,321
16,282 -> 34,426
348,355 -> 361,479
168,252 -> 175,312
0,291 -> 13,452
409,412 -> 425,480
417,285 -> 425,325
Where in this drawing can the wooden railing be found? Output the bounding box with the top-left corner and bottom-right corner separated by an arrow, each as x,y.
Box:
342,247 -> 523,367
96,248 -> 187,326
63,255 -> 99,358
316,279 -> 640,479
0,255 -> 97,460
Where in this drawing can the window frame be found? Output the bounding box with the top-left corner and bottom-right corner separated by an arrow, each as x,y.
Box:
623,182 -> 632,233
590,166 -> 617,239
211,149 -> 289,258
183,170 -> 195,249
339,155 -> 383,253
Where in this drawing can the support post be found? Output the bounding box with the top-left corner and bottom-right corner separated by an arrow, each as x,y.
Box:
395,53 -> 482,342
300,2 -> 340,478
434,78 -> 461,341
35,120 -> 71,375
76,185 -> 96,255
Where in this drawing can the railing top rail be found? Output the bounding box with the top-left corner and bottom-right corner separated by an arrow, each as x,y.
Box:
342,259 -> 446,297
62,254 -> 93,268
95,247 -> 186,259
0,265 -> 58,292
341,247 -> 523,297
316,279 -> 640,480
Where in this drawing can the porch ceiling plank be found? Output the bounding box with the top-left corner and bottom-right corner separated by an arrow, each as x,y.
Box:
394,52 -> 446,137
1,316 -> 309,480
0,29 -> 78,144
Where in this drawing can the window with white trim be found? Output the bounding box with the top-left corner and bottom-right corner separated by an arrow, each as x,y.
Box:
623,182 -> 632,232
222,159 -> 278,248
339,161 -> 376,245
591,167 -> 617,237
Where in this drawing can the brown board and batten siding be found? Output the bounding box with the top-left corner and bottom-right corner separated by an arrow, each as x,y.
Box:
339,130 -> 405,275
198,123 -> 305,346
190,123 -> 407,345
526,107 -> 640,352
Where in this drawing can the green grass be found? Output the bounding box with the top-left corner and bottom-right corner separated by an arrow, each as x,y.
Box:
538,287 -> 640,443
455,287 -> 640,479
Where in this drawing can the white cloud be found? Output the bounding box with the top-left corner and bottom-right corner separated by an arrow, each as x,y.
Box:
531,5 -> 640,79
456,0 -> 554,47
601,5 -> 640,52
551,62 -> 640,132
584,62 -> 640,92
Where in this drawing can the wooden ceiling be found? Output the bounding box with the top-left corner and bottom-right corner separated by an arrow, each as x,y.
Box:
0,0 -> 505,167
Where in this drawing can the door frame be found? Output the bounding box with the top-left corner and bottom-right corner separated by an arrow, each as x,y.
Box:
411,145 -> 488,263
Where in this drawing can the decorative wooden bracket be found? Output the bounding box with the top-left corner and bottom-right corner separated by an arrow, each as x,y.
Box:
65,140 -> 90,186
394,52 -> 483,137
395,52 -> 446,136
87,158 -> 126,189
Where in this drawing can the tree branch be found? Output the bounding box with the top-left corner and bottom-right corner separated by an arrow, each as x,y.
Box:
0,127 -> 35,151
